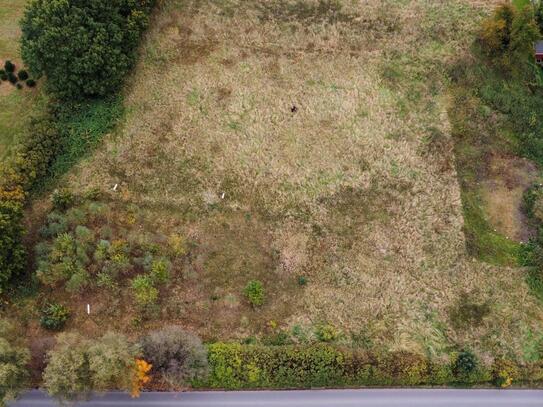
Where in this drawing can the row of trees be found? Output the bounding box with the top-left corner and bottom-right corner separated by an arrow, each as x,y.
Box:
1,325 -> 208,406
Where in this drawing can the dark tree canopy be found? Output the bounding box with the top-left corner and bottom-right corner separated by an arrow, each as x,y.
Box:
20,0 -> 155,101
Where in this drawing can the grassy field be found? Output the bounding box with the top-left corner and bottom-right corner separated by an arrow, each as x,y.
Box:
12,0 -> 543,368
0,0 -> 44,160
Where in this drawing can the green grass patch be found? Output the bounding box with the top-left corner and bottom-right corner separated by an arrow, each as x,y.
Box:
38,97 -> 123,189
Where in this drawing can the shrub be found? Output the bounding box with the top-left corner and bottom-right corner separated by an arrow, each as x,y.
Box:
150,258 -> 171,284
7,72 -> 17,84
492,358 -> 519,388
0,338 -> 30,405
375,351 -> 431,385
140,326 -> 208,387
43,332 -> 141,403
0,73 -> 7,81
314,323 -> 339,342
131,275 -> 158,306
4,60 -> 15,73
479,4 -> 539,70
16,83 -> 23,90
40,303 -> 70,331
26,79 -> 36,87
0,69 -> 4,76
0,322 -> 30,406
17,70 -> 29,81
297,276 -> 307,286
51,189 -> 75,211
244,280 -> 264,307
21,0 -> 156,101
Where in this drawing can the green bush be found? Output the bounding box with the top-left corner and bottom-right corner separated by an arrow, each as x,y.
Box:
4,60 -> 15,73
51,189 -> 75,211
244,280 -> 264,307
0,73 -> 7,81
314,323 -> 339,342
16,83 -> 23,90
131,274 -> 158,306
26,79 -> 36,87
17,70 -> 29,81
492,358 -> 520,388
150,258 -> 171,284
43,332 -> 139,403
297,276 -> 307,286
40,303 -> 70,331
21,0 -> 156,101
7,72 -> 17,84
140,326 -> 208,387
0,332 -> 30,406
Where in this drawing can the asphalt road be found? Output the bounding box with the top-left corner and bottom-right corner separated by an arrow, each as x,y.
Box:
8,389 -> 543,407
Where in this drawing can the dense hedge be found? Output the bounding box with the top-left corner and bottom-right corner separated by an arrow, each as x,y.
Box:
21,0 -> 156,101
199,343 -> 543,389
0,115 -> 60,292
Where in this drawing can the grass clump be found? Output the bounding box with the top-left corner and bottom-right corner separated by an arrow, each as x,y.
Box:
244,280 -> 264,307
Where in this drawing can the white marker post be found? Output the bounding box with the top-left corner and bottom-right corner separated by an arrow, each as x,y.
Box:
87,304 -> 91,315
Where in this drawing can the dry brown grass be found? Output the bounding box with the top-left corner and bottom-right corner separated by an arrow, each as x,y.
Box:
32,0 -> 543,361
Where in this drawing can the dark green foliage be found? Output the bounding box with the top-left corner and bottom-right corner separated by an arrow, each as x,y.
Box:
0,114 -> 59,291
4,60 -> 15,73
140,326 -> 208,387
26,79 -> 36,88
0,69 -> 5,76
21,0 -> 156,101
16,83 -> 23,90
536,1 -> 543,32
7,72 -> 17,84
0,73 -> 7,81
297,275 -> 307,286
453,350 -> 478,377
17,70 -> 29,81
244,280 -> 264,307
0,201 -> 26,293
40,303 -> 70,331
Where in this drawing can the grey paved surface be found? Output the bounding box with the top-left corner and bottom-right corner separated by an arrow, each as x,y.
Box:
8,389 -> 543,407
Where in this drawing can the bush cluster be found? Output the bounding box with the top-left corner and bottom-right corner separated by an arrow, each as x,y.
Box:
43,332 -> 142,403
244,280 -> 264,307
21,0 -> 156,101
202,343 -> 539,389
140,326 -> 208,387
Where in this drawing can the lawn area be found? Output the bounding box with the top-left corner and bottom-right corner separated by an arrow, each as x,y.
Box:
13,0 -> 540,366
0,0 -> 44,160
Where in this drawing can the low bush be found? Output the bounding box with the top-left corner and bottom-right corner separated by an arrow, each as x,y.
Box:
7,72 -> 17,84
0,73 -> 7,81
40,303 -> 70,331
314,323 -> 339,342
131,275 -> 158,306
17,70 -> 28,81
26,79 -> 36,87
492,358 -> 520,388
244,280 -> 264,307
140,326 -> 208,387
51,189 -> 75,211
4,60 -> 15,73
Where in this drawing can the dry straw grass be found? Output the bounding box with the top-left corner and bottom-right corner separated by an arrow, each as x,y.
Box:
58,0 -> 543,360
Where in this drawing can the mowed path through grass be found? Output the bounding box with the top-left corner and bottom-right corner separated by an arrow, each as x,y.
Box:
47,0 -> 543,361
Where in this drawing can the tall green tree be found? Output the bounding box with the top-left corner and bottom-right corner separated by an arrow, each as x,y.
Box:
0,321 -> 30,407
20,0 -> 155,101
